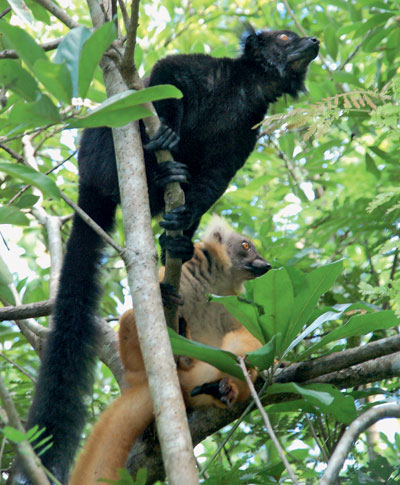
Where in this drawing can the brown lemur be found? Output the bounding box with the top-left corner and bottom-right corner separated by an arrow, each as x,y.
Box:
69,217 -> 271,484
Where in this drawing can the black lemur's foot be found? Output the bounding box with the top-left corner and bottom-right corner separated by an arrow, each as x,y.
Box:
160,205 -> 193,232
144,123 -> 180,151
160,282 -> 184,307
159,231 -> 194,263
154,161 -> 190,189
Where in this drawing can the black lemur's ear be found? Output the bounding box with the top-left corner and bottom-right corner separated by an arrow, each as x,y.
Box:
242,29 -> 286,77
240,22 -> 258,53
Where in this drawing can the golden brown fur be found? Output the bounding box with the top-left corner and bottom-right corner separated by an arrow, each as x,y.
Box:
69,218 -> 270,484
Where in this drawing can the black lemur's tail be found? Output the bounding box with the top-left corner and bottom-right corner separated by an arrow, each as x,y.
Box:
16,183 -> 117,484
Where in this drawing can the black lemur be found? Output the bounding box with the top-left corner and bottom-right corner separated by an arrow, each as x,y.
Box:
15,26 -> 319,483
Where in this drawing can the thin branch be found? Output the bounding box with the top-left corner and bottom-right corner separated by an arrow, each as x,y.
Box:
0,300 -> 53,321
59,190 -> 125,254
119,0 -> 139,72
238,357 -> 300,485
31,0 -> 80,29
338,32 -> 370,71
320,404 -> 400,485
0,37 -> 64,59
0,374 -> 50,485
7,152 -> 77,207
0,352 -> 36,382
306,414 -> 329,463
0,7 -> 11,19
118,0 -> 130,32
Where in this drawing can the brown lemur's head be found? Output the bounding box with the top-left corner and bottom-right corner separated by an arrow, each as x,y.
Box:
201,216 -> 271,295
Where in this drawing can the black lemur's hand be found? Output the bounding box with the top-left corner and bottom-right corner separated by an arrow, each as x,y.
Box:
160,205 -> 193,232
160,282 -> 184,307
159,232 -> 194,263
154,161 -> 190,190
144,123 -> 180,151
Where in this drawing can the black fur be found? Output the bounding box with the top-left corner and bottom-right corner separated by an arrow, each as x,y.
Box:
16,28 -> 318,483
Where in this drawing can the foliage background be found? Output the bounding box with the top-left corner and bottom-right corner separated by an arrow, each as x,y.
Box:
0,0 -> 400,483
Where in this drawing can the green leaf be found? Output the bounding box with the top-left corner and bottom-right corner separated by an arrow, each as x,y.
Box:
13,194 -> 40,209
0,206 -> 30,225
365,153 -> 381,179
69,86 -> 182,128
78,22 -> 117,98
254,268 -> 294,354
324,24 -> 338,61
33,59 -> 73,104
0,60 -> 40,101
266,382 -> 356,423
0,162 -> 60,199
2,426 -> 27,444
215,296 -> 265,343
287,303 -> 366,357
0,21 -> 46,72
298,310 -> 398,359
10,94 -> 61,127
7,0 -> 33,24
246,336 -> 276,370
54,26 -> 92,97
0,255 -> 12,286
168,328 -> 244,380
282,260 -> 343,352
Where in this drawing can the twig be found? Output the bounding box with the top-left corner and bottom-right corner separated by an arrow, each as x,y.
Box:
200,380 -> 268,475
118,0 -> 130,32
0,37 -> 64,59
0,352 -> 36,382
59,190 -> 125,255
31,0 -> 80,28
0,300 -> 53,321
338,32 -> 370,71
0,7 -> 11,19
320,404 -> 400,485
306,414 -> 329,463
120,0 -> 139,67
238,357 -> 300,485
7,152 -> 77,207
0,374 -> 50,485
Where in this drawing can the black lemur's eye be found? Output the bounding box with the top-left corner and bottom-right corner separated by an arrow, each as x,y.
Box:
279,33 -> 290,42
242,241 -> 250,251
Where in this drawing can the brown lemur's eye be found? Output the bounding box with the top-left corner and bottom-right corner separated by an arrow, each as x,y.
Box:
279,34 -> 289,41
242,241 -> 250,251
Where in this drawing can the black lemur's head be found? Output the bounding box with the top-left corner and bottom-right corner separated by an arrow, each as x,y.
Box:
241,25 -> 319,97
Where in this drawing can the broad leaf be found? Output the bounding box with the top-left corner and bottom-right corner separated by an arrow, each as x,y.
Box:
266,382 -> 356,423
0,21 -> 46,71
285,302 -> 373,358
0,60 -> 40,101
214,296 -> 265,343
254,267 -> 294,354
9,94 -> 60,127
168,328 -> 244,380
246,336 -> 276,370
69,86 -> 182,128
78,22 -> 117,98
0,206 -> 30,225
33,59 -> 73,104
55,26 -> 92,97
0,162 -> 60,199
7,0 -> 34,24
282,260 -> 343,351
298,310 -> 398,359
